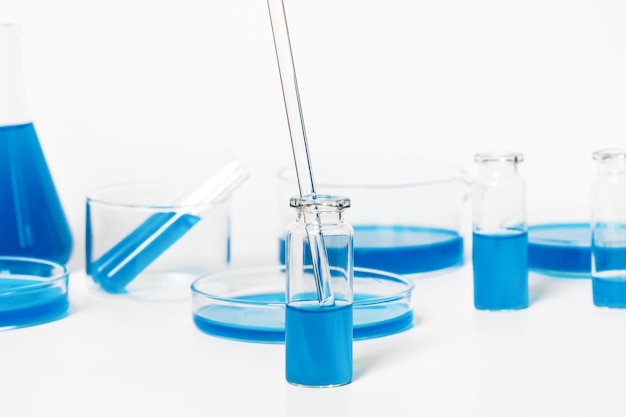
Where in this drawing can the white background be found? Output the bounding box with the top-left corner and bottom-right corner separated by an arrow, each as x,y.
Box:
3,1 -> 626,416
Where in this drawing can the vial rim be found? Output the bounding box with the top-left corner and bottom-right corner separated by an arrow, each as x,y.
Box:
474,152 -> 524,164
592,148 -> 626,161
289,194 -> 351,209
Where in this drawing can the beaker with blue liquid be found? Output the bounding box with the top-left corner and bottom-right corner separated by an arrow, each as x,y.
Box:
0,23 -> 72,264
277,158 -> 468,277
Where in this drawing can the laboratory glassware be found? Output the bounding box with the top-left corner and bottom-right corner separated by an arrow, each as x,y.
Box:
191,265 -> 413,343
266,0 -> 333,304
285,194 -> 353,387
86,157 -> 247,294
0,256 -> 69,330
0,22 -> 72,263
591,148 -> 626,307
472,152 -> 529,310
277,158 -> 468,275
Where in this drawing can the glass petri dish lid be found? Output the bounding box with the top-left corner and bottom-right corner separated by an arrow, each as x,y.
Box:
0,256 -> 70,330
191,266 -> 415,343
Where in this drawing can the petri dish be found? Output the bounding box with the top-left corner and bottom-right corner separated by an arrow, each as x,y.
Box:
191,266 -> 415,343
528,223 -> 591,278
0,256 -> 70,330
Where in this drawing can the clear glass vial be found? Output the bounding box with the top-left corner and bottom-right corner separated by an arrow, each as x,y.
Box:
285,194 -> 353,387
591,149 -> 626,307
472,152 -> 529,310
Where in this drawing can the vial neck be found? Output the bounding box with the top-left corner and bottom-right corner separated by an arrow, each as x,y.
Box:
477,161 -> 518,180
297,210 -> 344,226
597,159 -> 626,176
0,24 -> 31,126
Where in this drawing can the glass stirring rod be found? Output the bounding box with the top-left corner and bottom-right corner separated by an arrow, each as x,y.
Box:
266,0 -> 334,305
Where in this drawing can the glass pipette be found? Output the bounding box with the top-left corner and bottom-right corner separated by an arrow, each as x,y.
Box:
88,157 -> 248,294
266,0 -> 334,306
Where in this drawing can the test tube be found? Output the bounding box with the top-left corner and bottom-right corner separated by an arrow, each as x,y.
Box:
87,158 -> 248,294
472,152 -> 529,310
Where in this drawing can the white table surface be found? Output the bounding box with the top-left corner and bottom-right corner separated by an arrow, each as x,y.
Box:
3,254 -> 623,417
3,0 -> 626,415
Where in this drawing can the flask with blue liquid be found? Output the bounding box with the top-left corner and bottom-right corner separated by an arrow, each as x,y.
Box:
0,23 -> 72,263
472,152 -> 529,310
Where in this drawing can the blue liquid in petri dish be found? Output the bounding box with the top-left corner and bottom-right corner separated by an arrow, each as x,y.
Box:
528,223 -> 591,277
0,278 -> 69,328
87,211 -> 200,294
279,224 -> 464,275
192,292 -> 413,343
0,123 -> 73,264
472,230 -> 529,310
285,301 -> 352,387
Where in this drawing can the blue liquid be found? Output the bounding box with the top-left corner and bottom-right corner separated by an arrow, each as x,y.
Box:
0,279 -> 69,328
279,225 -> 464,275
528,223 -> 591,277
87,211 -> 200,293
592,277 -> 626,308
472,231 -> 529,310
285,301 -> 352,387
192,292 -> 413,343
0,123 -> 73,263
592,245 -> 626,307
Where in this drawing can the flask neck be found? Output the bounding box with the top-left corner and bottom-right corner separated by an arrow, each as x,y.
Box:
0,23 -> 31,126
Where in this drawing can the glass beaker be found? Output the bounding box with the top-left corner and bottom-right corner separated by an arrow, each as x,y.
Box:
285,194 -> 353,387
0,23 -> 72,263
277,158 -> 469,276
472,152 -> 529,310
591,148 -> 626,308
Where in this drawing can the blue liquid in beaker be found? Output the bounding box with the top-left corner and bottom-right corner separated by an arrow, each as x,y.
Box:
279,225 -> 464,275
0,278 -> 69,328
286,301 -> 352,387
0,123 -> 73,263
472,230 -> 529,310
87,211 -> 200,294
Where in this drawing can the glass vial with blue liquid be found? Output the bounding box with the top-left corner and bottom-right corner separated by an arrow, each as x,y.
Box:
472,152 -> 528,310
285,194 -> 353,387
591,149 -> 626,308
0,23 -> 72,263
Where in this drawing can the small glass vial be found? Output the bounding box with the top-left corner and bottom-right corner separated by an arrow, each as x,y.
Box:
591,149 -> 626,307
285,194 -> 353,387
472,152 -> 529,310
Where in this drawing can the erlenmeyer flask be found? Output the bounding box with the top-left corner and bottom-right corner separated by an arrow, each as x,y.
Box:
0,23 -> 72,263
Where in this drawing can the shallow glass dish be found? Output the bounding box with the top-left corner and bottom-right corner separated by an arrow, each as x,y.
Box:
528,223 -> 591,278
0,256 -> 70,330
191,266 -> 415,343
